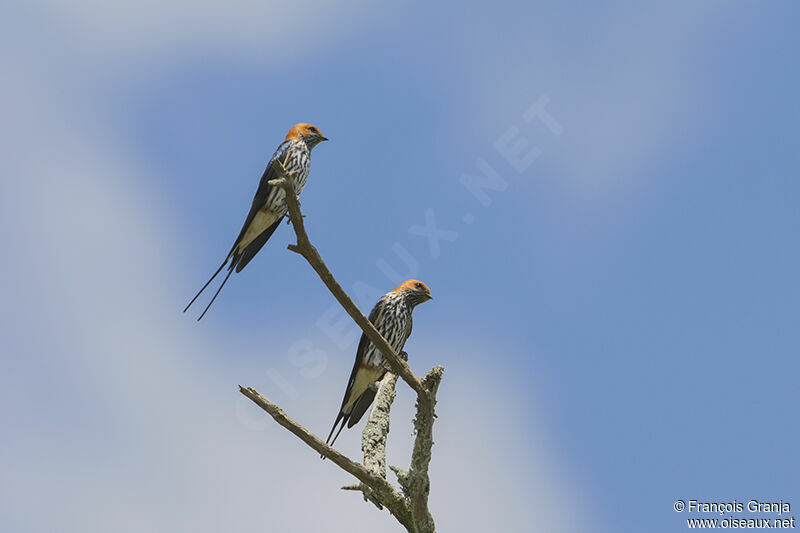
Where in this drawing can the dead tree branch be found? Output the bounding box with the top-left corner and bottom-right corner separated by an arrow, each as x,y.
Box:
238,386 -> 414,530
266,162 -> 424,396
239,159 -> 442,533
341,372 -> 398,508
407,366 -> 443,531
361,372 -> 398,480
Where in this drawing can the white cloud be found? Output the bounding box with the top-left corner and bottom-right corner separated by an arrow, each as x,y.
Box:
11,0 -> 374,70
472,3 -> 750,192
0,5 -> 593,532
0,76 -> 592,533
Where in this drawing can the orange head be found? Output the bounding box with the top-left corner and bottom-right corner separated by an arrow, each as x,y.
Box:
393,279 -> 433,306
285,123 -> 328,149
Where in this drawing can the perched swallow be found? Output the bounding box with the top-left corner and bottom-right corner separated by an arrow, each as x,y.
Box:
184,123 -> 327,320
326,280 -> 433,448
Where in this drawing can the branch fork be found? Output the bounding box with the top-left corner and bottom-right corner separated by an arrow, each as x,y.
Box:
239,160 -> 442,533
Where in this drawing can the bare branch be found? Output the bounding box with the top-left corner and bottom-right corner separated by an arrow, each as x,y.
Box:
240,163 -> 444,533
362,372 -> 398,479
341,372 -> 398,510
238,386 -> 414,530
407,367 -> 444,533
267,161 -> 424,396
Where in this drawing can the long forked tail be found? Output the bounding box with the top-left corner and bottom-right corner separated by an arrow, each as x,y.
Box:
184,259 -> 228,314
322,413 -> 348,460
196,265 -> 235,321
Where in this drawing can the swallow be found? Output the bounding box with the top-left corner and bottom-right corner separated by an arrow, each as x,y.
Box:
326,280 -> 432,448
184,123 -> 327,320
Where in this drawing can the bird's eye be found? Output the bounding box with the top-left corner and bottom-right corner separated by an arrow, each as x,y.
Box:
415,282 -> 423,289
309,127 -> 318,133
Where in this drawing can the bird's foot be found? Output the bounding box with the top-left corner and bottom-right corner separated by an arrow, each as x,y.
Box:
399,351 -> 409,362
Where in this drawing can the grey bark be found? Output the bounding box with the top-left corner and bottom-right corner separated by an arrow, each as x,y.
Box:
342,372 -> 398,509
239,160 -> 442,533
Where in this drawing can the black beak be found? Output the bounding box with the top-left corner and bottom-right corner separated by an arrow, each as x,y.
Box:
319,136 -> 329,142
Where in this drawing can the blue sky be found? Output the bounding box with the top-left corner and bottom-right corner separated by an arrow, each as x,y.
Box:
2,2 -> 798,532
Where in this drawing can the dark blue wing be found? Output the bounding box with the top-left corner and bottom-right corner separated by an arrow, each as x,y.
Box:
228,140 -> 292,257
325,296 -> 386,445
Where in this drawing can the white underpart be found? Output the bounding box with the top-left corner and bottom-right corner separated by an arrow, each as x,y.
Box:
343,291 -> 411,413
344,365 -> 384,412
237,209 -> 279,251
